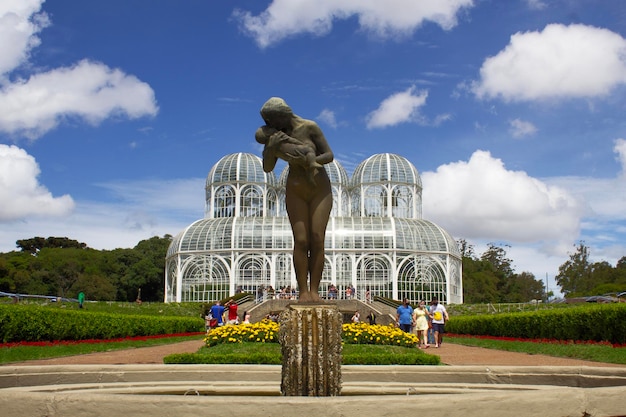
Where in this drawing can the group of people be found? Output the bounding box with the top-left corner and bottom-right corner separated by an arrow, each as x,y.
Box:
205,299 -> 251,330
256,285 -> 300,302
352,310 -> 377,325
396,297 -> 449,348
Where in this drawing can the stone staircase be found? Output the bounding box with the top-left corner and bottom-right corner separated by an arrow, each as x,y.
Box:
245,298 -> 397,325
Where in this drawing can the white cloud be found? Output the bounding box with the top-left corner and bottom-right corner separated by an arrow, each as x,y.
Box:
509,118 -> 537,138
615,138 -> 626,178
0,60 -> 158,139
0,0 -> 48,78
422,150 -> 583,245
96,178 -> 205,216
525,0 -> 546,10
0,144 -> 74,221
0,176 -> 205,252
472,24 -> 626,101
545,140 -> 626,221
317,108 -> 338,128
366,86 -> 428,128
423,140 -> 626,285
0,2 -> 158,140
233,0 -> 474,48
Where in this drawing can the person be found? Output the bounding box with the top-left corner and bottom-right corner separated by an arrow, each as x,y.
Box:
413,300 -> 430,348
205,311 -> 214,331
242,311 -> 251,324
430,297 -> 449,348
328,284 -> 337,299
225,299 -> 238,325
366,310 -> 377,325
396,298 -> 414,333
256,125 -> 323,185
259,97 -> 334,303
365,287 -> 371,303
78,292 -> 85,309
351,310 -> 360,323
210,300 -> 225,327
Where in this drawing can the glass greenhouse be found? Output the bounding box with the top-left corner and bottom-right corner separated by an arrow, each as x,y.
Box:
165,153 -> 462,304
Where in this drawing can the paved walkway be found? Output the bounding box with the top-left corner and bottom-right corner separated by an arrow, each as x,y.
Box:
7,339 -> 624,367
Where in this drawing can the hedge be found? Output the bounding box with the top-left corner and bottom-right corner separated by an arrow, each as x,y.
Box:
445,303 -> 626,344
0,304 -> 204,343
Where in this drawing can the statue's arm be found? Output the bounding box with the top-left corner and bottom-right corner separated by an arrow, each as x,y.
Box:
308,123 -> 334,165
262,145 -> 278,172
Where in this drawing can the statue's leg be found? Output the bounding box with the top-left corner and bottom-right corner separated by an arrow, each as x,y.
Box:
308,185 -> 333,302
286,192 -> 313,302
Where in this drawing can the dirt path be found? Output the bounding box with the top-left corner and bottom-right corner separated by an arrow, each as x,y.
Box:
6,339 -> 624,367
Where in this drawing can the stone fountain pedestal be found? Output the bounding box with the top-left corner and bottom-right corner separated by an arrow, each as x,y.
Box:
279,304 -> 342,396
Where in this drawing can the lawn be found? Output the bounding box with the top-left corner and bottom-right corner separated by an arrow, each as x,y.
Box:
446,335 -> 626,365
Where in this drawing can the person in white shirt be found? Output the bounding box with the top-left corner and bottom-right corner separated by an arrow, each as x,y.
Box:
351,310 -> 360,323
430,297 -> 449,348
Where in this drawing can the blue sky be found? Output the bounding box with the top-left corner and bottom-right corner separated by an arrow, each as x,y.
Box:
2,0 -> 626,296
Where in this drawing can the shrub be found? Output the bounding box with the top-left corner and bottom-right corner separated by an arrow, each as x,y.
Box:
446,304 -> 626,344
0,304 -> 203,343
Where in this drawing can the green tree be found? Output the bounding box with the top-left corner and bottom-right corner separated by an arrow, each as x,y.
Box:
504,271 -> 545,302
16,237 -> 87,254
457,238 -> 476,260
555,242 -> 593,296
461,261 -> 500,303
114,235 -> 172,301
480,243 -> 514,279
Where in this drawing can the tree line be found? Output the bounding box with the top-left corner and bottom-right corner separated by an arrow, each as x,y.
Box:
0,236 -> 171,302
1,236 -> 624,303
461,240 -> 626,303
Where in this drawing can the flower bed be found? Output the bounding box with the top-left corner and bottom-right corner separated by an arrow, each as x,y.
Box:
204,320 -> 419,348
204,321 -> 279,346
342,322 -> 418,347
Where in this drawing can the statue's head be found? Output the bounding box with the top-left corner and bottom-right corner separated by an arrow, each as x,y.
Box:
260,97 -> 293,121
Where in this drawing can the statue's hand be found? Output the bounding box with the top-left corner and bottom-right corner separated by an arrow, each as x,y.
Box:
267,131 -> 289,148
285,148 -> 308,163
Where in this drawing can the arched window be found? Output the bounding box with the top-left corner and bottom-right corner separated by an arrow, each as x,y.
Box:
240,185 -> 264,217
181,255 -> 230,302
236,255 -> 271,296
214,185 -> 235,218
356,254 -> 392,301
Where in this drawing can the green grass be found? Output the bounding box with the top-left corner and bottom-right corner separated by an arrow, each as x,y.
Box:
0,335 -> 203,364
446,336 -> 626,365
163,342 -> 440,365
4,335 -> 624,366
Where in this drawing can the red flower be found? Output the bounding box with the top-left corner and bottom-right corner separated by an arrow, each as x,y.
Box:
447,333 -> 625,348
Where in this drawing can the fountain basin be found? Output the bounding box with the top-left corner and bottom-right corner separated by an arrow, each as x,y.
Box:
1,364 -> 625,416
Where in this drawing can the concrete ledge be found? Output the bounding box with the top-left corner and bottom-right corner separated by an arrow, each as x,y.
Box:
1,365 -> 625,417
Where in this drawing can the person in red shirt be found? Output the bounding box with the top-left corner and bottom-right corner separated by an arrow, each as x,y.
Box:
226,299 -> 239,325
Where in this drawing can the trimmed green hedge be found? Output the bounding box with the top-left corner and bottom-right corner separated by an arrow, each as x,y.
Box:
445,304 -> 626,344
163,343 -> 441,365
0,304 -> 204,343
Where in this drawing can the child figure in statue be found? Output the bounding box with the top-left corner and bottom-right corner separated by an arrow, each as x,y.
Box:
255,125 -> 323,185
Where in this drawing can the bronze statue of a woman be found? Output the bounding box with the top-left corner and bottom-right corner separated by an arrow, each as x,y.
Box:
257,97 -> 334,302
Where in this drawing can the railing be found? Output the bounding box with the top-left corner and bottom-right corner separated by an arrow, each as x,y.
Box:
372,295 -> 399,309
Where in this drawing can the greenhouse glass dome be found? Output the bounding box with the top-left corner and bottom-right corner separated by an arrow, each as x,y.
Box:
165,153 -> 462,304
